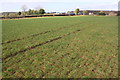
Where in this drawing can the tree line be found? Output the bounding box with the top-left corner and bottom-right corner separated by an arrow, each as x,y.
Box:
2,6 -> 107,18
18,9 -> 45,16
19,5 -> 46,15
2,5 -> 46,17
74,8 -> 106,15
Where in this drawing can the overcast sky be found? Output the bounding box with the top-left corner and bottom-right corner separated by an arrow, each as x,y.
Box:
0,0 -> 119,12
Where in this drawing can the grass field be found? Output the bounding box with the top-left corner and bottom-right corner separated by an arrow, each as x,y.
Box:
2,16 -> 118,78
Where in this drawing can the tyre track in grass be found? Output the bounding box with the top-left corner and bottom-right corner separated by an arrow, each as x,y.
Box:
3,45 -> 96,78
3,23 -> 100,76
3,29 -> 82,61
3,50 -> 71,77
2,21 -> 88,45
3,38 -> 78,70
1,30 -> 50,45
4,44 -> 80,77
3,22 -> 98,62
2,23 -> 78,50
3,22 -> 117,77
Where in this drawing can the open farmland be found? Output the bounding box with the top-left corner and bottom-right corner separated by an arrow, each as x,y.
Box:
2,16 -> 118,78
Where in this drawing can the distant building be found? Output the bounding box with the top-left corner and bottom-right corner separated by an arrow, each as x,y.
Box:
67,11 -> 75,15
102,11 -> 118,16
87,10 -> 118,16
78,11 -> 83,15
87,10 -> 100,15
67,10 -> 118,16
108,12 -> 118,16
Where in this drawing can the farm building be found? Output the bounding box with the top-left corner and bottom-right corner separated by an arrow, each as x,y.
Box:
67,10 -> 118,16
108,12 -> 118,16
66,11 -> 75,15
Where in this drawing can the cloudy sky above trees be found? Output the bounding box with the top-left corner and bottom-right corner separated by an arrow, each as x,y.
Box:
0,0 -> 119,12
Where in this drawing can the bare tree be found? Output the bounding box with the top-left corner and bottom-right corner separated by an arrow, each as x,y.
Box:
35,6 -> 42,10
21,5 -> 28,12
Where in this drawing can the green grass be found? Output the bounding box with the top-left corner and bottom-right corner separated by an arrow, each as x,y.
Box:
2,16 -> 118,78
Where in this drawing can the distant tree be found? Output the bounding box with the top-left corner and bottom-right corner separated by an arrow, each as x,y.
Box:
28,9 -> 33,15
98,11 -> 106,15
83,10 -> 88,15
21,5 -> 28,16
75,8 -> 80,15
18,12 -> 21,15
39,9 -> 45,14
34,10 -> 38,14
32,10 -> 35,14
6,13 -> 9,17
21,5 -> 28,12
35,6 -> 42,10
